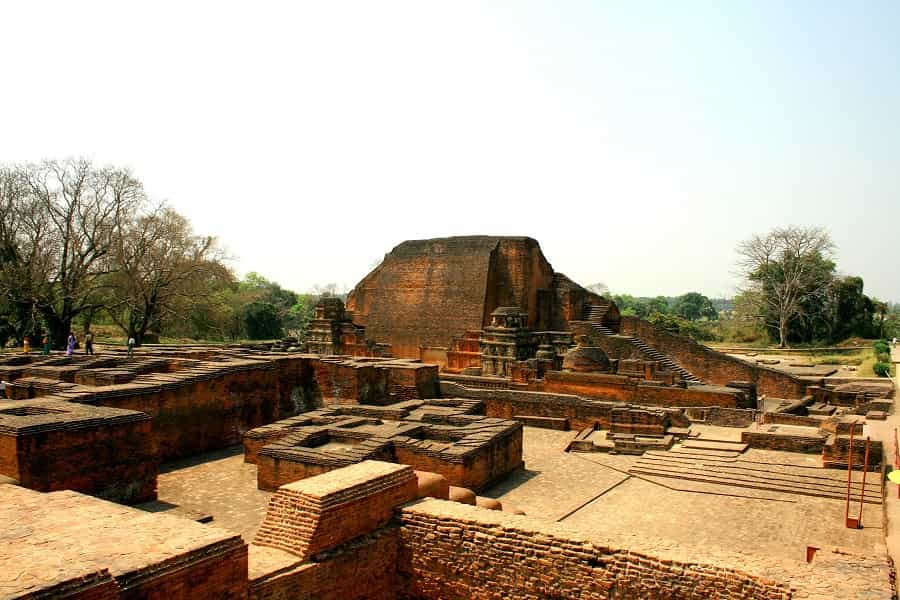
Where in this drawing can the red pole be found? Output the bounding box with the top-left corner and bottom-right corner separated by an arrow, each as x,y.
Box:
857,437 -> 871,527
895,427 -> 899,499
845,426 -> 855,527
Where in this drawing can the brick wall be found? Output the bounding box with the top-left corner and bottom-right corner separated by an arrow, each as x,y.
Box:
393,426 -> 523,491
121,539 -> 248,600
256,443 -> 396,491
346,237 -> 499,357
254,461 -> 417,560
272,355 -> 322,416
12,418 -> 158,504
741,430 -> 828,453
441,380 -> 709,432
91,368 -> 283,462
383,363 -> 440,399
249,528 -> 400,600
398,499 -> 791,599
314,361 -> 389,405
822,436 -> 884,469
616,317 -> 811,399
762,413 -> 823,428
685,406 -> 758,427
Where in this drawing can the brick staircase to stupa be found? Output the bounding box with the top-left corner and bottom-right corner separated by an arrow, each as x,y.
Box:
583,303 -> 703,384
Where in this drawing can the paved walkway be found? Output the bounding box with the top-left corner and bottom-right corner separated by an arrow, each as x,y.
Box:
149,446 -> 273,542
874,344 -> 900,587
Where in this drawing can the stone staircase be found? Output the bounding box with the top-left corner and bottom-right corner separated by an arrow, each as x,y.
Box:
627,336 -> 702,384
630,447 -> 883,504
583,304 -> 702,384
584,302 -> 615,335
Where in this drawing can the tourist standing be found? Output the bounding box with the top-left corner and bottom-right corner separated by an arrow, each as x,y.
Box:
127,336 -> 135,357
84,330 -> 94,355
42,334 -> 50,354
66,332 -> 76,357
22,336 -> 30,354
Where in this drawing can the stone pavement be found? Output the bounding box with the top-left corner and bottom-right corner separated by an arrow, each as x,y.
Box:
482,427 -> 634,520
486,425 -> 893,597
868,344 -> 900,589
148,446 -> 273,541
0,485 -> 244,598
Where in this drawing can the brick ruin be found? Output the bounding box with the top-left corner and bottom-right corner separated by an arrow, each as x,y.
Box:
0,235 -> 896,599
3,456 -> 888,599
245,398 -> 522,492
345,236 -> 618,359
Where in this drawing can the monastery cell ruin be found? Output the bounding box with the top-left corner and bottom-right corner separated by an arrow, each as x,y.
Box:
1,236 -> 896,599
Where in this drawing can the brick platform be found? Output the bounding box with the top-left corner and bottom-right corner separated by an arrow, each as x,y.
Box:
0,397 -> 157,503
247,399 -> 522,491
253,460 -> 417,560
399,499 -> 792,599
0,485 -> 247,599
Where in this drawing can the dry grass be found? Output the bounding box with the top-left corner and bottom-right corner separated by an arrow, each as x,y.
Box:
812,353 -> 865,366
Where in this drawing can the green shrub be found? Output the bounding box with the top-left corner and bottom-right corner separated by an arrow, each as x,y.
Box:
874,340 -> 890,354
877,352 -> 891,364
647,312 -> 719,342
874,362 -> 892,377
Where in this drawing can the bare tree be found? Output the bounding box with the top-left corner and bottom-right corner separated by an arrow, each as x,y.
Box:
737,226 -> 835,347
0,159 -> 143,346
586,282 -> 610,296
0,167 -> 47,340
105,205 -> 229,345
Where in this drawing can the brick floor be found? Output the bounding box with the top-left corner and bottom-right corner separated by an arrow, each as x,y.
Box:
485,427 -> 886,561
147,427 -> 893,598
151,446 -> 272,541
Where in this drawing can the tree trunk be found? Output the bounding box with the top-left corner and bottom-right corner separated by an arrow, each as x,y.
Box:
778,318 -> 788,348
45,315 -> 72,351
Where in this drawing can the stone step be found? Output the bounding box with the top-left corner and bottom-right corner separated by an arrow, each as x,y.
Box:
630,463 -> 882,504
632,456 -> 882,504
680,440 -> 749,453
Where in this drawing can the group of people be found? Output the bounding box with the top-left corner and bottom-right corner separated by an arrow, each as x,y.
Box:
63,331 -> 94,356
18,332 -> 136,357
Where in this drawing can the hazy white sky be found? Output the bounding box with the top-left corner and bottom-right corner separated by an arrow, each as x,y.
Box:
2,1 -> 898,300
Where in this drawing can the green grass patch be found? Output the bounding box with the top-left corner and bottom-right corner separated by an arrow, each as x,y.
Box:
812,354 -> 865,366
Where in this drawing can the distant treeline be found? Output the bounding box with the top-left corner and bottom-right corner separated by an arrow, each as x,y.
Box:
0,158 -> 339,348
608,227 -> 898,347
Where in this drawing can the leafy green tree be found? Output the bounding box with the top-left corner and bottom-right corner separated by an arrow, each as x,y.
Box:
239,272 -> 298,330
611,294 -> 670,318
243,301 -> 282,340
647,296 -> 671,315
674,292 -> 718,321
827,276 -> 875,341
647,312 -> 718,342
286,294 -> 317,337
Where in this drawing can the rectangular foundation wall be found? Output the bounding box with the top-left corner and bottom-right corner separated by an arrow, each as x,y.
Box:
398,500 -> 790,600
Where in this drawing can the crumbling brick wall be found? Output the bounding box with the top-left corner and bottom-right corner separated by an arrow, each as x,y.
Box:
93,368 -> 282,461
823,435 -> 884,469
249,528 -> 401,600
540,371 -> 743,408
741,430 -> 828,453
346,237 -> 499,357
441,381 -> 693,432
398,499 -> 791,599
617,317 -> 810,398
313,361 -> 389,405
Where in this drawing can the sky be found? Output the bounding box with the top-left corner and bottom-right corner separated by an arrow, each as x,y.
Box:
2,1 -> 898,301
